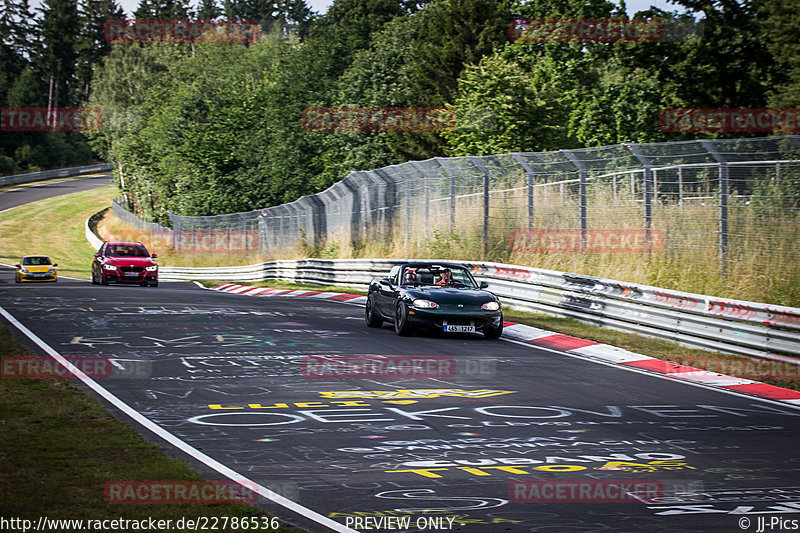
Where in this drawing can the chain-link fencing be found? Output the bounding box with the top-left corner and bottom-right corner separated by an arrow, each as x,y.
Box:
112,135 -> 800,289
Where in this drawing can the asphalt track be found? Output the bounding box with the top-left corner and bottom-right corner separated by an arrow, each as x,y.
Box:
0,173 -> 113,212
2,274 -> 800,533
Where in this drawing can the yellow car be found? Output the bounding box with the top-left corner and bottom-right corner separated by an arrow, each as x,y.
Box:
15,255 -> 58,283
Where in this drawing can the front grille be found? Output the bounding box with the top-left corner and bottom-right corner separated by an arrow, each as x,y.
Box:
119,266 -> 144,272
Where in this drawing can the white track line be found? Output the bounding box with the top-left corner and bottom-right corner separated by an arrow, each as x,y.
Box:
0,305 -> 358,533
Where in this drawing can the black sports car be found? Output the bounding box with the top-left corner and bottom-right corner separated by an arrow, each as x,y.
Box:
365,262 -> 503,338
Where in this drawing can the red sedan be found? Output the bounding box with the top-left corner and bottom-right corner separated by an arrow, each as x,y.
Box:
91,241 -> 158,287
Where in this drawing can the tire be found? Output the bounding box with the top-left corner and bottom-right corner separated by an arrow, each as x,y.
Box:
150,282 -> 158,287
14,274 -> 20,283
483,320 -> 503,340
365,295 -> 383,328
100,273 -> 109,286
394,302 -> 413,336
91,269 -> 98,285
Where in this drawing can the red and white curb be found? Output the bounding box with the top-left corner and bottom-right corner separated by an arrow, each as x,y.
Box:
212,283 -> 800,407
214,283 -> 368,305
501,321 -> 800,406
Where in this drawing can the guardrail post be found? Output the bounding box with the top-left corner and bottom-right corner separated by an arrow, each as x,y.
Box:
623,144 -> 655,250
561,150 -> 588,250
701,139 -> 729,277
468,156 -> 491,256
511,153 -> 535,229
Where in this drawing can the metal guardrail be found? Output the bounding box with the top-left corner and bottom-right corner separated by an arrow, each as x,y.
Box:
158,258 -> 800,360
0,163 -> 113,188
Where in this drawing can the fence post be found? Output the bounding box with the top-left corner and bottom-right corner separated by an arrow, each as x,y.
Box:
700,139 -> 729,277
511,153 -> 535,229
340,174 -> 360,247
468,156 -> 492,256
372,168 -> 396,244
409,161 -> 431,240
624,143 -> 654,249
305,194 -> 326,251
437,158 -> 458,235
561,150 -> 588,250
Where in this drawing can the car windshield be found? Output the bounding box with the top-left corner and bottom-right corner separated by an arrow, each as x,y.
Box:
400,265 -> 477,288
106,245 -> 149,257
22,256 -> 51,266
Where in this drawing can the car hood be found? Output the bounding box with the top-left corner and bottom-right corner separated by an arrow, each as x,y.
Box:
103,257 -> 157,267
21,265 -> 54,272
404,286 -> 497,304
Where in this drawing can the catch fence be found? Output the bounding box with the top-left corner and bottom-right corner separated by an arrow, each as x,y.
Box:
113,135 -> 800,282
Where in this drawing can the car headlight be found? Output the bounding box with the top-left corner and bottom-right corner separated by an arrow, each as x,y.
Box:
47,267 -> 55,274
103,264 -> 117,271
20,268 -> 30,274
413,299 -> 439,309
145,265 -> 158,271
482,301 -> 500,311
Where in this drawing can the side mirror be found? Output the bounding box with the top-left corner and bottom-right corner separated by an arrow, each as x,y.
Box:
15,264 -> 20,268
480,281 -> 489,289
53,263 -> 58,267
379,278 -> 393,288
151,254 -> 158,259
94,253 -> 101,257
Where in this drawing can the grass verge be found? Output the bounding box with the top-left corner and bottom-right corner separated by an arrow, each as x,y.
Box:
0,324 -> 303,531
0,186 -> 117,279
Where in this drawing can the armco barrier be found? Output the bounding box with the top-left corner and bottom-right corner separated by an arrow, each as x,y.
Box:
0,163 -> 113,188
156,258 -> 800,360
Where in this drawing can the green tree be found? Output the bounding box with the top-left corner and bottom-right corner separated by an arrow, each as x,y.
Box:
760,0 -> 800,107
76,0 -> 125,101
38,0 -> 81,108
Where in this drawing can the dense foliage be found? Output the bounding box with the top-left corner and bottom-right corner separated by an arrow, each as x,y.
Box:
2,0 -> 798,221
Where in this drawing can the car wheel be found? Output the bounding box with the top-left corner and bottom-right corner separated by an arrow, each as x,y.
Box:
14,274 -> 20,283
483,321 -> 503,340
394,302 -> 413,336
91,269 -> 98,285
150,282 -> 158,287
365,295 -> 383,328
100,273 -> 109,286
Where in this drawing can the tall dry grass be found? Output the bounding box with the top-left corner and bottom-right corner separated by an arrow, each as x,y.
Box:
101,177 -> 799,306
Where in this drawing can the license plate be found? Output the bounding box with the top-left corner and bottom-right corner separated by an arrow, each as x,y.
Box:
443,323 -> 475,333
31,273 -> 47,277
124,272 -> 139,277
